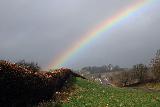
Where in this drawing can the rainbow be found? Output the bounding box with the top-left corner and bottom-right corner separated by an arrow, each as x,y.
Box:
48,0 -> 154,69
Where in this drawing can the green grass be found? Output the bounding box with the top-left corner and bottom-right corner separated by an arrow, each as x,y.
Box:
61,78 -> 160,107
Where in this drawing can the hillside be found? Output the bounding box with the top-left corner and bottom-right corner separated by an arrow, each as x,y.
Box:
1,60 -> 160,107
60,78 -> 160,107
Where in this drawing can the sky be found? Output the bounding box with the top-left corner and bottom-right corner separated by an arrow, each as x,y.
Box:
0,0 -> 160,70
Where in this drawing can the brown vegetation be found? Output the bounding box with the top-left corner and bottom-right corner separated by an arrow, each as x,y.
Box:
0,60 -> 83,107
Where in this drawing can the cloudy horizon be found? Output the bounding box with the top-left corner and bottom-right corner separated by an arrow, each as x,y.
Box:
0,0 -> 160,70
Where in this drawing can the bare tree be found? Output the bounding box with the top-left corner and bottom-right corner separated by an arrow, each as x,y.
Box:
133,64 -> 148,83
150,49 -> 160,81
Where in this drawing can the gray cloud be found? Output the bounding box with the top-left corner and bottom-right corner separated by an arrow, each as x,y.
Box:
0,0 -> 160,69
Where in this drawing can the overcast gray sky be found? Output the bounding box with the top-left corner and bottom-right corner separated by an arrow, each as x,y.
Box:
0,0 -> 160,70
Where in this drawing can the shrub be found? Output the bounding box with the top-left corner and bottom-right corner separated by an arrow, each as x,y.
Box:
16,60 -> 41,73
0,60 -> 74,107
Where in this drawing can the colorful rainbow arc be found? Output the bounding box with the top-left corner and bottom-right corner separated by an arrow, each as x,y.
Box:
48,0 -> 154,69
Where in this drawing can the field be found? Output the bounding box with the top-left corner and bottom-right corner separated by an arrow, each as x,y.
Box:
60,78 -> 160,107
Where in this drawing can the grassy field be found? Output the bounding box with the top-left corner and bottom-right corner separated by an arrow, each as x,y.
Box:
60,78 -> 160,107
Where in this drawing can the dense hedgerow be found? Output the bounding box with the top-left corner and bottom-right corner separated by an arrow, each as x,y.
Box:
0,60 -> 73,107
16,60 -> 41,73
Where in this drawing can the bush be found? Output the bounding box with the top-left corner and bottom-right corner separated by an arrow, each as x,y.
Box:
16,60 -> 40,73
0,60 -> 73,107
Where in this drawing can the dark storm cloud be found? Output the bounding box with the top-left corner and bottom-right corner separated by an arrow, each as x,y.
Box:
0,0 -> 160,69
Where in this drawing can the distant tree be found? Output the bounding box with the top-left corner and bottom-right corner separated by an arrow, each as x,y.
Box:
16,60 -> 40,72
112,71 -> 130,87
107,64 -> 113,71
133,64 -> 148,82
150,49 -> 160,80
119,71 -> 130,86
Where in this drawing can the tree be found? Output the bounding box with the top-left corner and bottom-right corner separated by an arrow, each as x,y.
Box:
133,64 -> 148,82
119,71 -> 130,86
107,64 -> 113,71
150,49 -> 160,80
112,71 -> 130,87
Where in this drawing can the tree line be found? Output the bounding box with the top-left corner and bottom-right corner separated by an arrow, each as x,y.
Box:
110,49 -> 160,87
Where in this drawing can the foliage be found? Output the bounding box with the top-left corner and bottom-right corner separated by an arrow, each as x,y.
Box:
0,60 -> 73,107
16,60 -> 41,72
